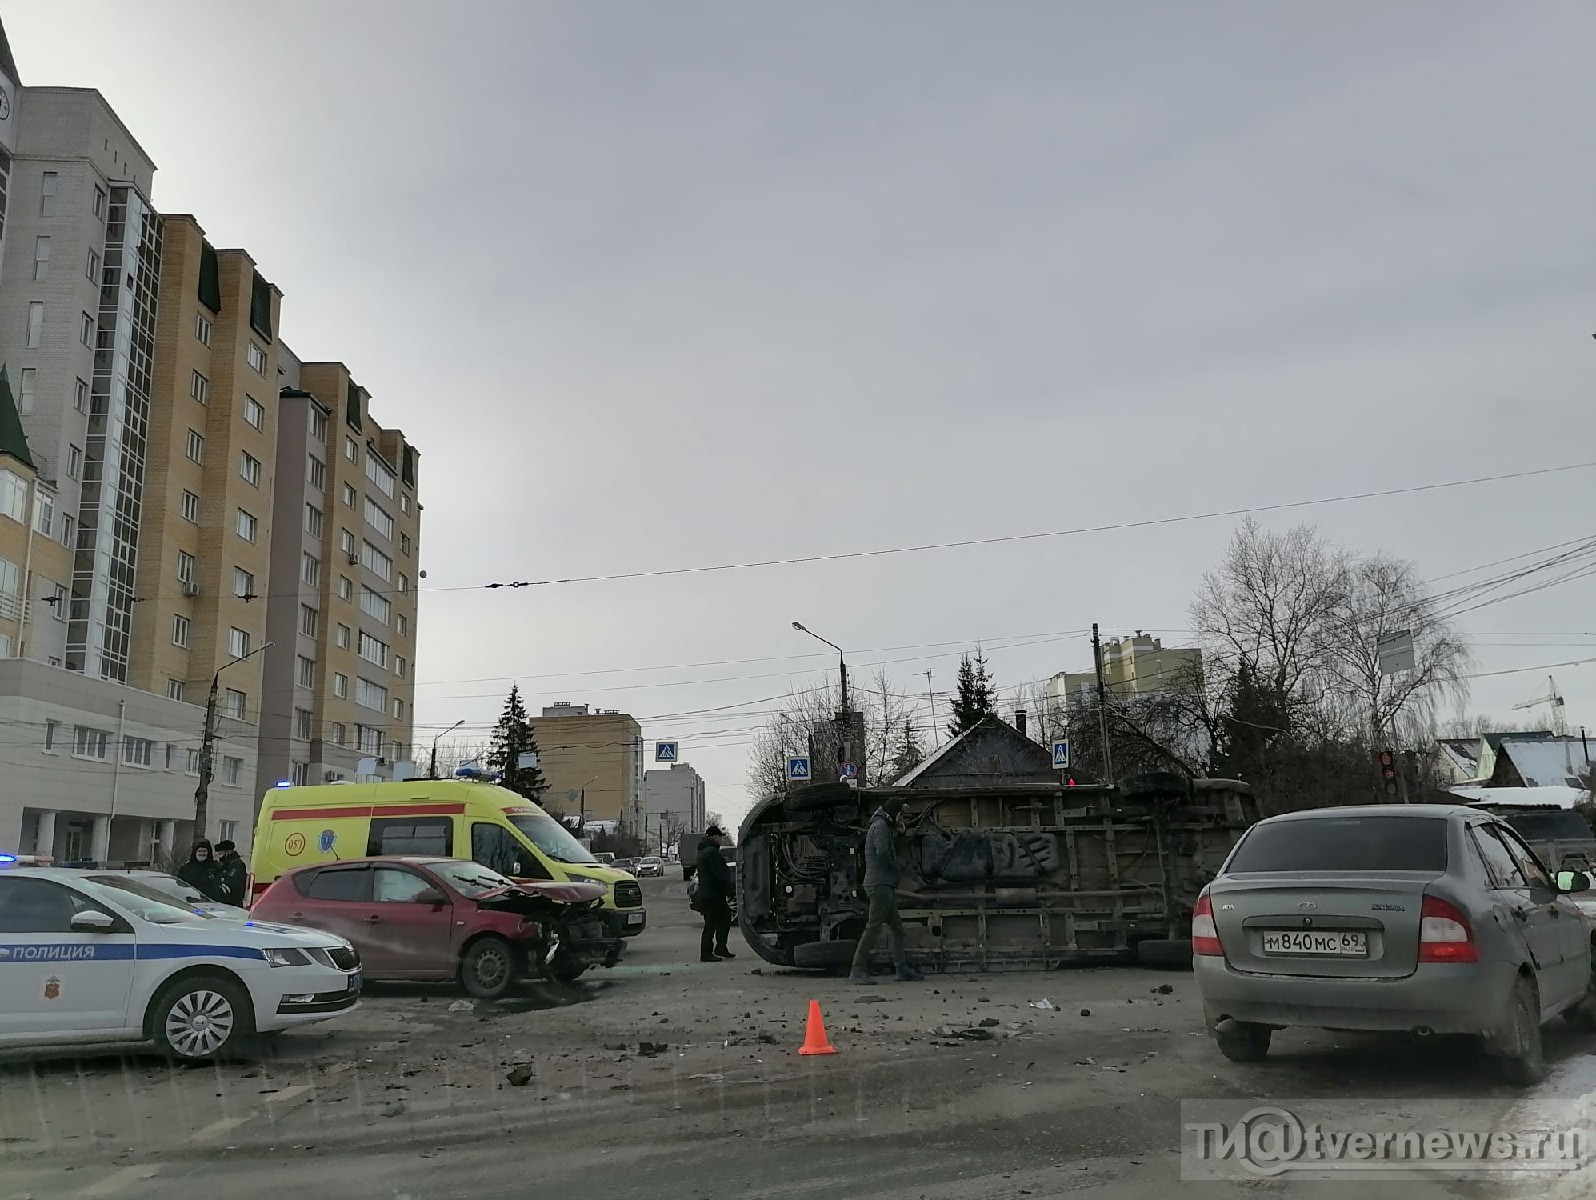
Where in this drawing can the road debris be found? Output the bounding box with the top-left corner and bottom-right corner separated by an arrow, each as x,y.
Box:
637,1041 -> 670,1057
447,1000 -> 474,1013
1151,984 -> 1174,995
1029,999 -> 1056,1010
505,1066 -> 534,1087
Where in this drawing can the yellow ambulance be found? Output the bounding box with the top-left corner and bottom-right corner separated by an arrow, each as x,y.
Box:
248,779 -> 646,937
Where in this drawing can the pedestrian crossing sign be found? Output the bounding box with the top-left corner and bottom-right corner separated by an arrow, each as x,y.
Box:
787,756 -> 811,782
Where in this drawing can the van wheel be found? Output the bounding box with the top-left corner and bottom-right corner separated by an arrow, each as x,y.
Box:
459,936 -> 517,1000
151,974 -> 253,1061
1214,1020 -> 1271,1063
1494,976 -> 1546,1087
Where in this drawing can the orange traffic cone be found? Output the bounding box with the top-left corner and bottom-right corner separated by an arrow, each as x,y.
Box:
797,998 -> 837,1056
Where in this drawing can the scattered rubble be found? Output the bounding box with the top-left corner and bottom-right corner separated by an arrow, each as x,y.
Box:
505,1066 -> 534,1087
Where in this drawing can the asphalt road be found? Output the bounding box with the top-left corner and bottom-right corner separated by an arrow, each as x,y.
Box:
3,877 -> 1593,1200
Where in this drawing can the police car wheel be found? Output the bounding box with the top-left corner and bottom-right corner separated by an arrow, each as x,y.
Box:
153,975 -> 252,1061
459,936 -> 517,1000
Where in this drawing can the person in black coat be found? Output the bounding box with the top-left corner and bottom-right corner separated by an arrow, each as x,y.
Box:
213,839 -> 247,906
176,840 -> 222,902
694,827 -> 736,963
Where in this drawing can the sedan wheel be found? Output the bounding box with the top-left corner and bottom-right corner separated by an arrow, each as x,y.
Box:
459,936 -> 517,1000
1495,976 -> 1546,1087
153,976 -> 250,1061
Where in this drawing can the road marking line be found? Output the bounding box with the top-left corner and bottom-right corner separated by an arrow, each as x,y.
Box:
263,1084 -> 311,1105
191,1116 -> 249,1143
78,1165 -> 160,1197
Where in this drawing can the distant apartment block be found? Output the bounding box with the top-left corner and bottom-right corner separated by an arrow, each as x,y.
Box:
529,703 -> 645,828
1044,633 -> 1202,717
641,762 -> 706,851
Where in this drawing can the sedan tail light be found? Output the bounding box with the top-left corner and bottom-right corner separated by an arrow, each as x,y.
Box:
1192,893 -> 1223,956
1418,893 -> 1478,963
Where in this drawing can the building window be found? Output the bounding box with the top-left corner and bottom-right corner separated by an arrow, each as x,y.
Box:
342,482 -> 356,508
17,368 -> 36,415
361,541 -> 392,581
365,453 -> 396,499
297,655 -> 316,688
122,736 -> 154,768
61,513 -> 75,548
358,630 -> 389,669
397,613 -> 408,637
32,235 -> 49,280
33,490 -> 53,536
356,677 -> 388,712
0,556 -> 18,609
240,451 -> 261,486
357,725 -> 384,755
398,573 -> 410,595
186,429 -> 205,463
360,587 -> 391,624
335,623 -> 351,649
294,707 -> 313,740
74,726 -> 109,760
44,719 -> 60,751
74,378 -> 89,412
40,171 -> 58,217
176,550 -> 196,584
233,567 -> 255,598
181,490 -> 200,522
400,493 -> 411,515
308,455 -> 326,491
79,312 -> 94,347
195,312 -> 212,345
0,469 -> 25,521
396,655 -> 407,678
93,185 -> 106,217
218,820 -> 238,843
46,582 -> 66,621
236,508 -> 258,542
364,498 -> 394,540
224,690 -> 246,720
186,749 -> 201,776
291,762 -> 310,786
330,722 -> 346,746
246,342 -> 267,374
223,755 -> 243,785
334,672 -> 349,699
25,301 -> 43,348
300,603 -> 319,637
392,698 -> 405,721
172,614 -> 190,647
311,410 -> 329,442
167,679 -> 186,702
338,576 -> 354,602
67,444 -> 82,479
228,627 -> 250,658
244,396 -> 265,429
301,553 -> 320,586
340,528 -> 356,557
344,436 -> 358,462
190,371 -> 209,404
400,532 -> 412,556
305,504 -> 323,538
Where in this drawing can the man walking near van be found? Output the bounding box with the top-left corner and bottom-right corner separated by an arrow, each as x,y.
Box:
695,826 -> 736,962
849,795 -> 924,984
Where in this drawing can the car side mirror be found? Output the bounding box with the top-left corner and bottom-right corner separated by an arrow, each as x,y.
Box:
416,888 -> 448,908
70,910 -> 117,933
1556,870 -> 1591,895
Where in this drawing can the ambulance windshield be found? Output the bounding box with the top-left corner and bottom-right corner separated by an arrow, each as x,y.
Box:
506,813 -> 599,865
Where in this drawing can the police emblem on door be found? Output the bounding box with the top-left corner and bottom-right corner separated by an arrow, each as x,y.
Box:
318,829 -> 337,854
42,976 -> 61,1002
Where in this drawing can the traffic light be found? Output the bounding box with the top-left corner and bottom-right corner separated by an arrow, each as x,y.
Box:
1377,749 -> 1399,798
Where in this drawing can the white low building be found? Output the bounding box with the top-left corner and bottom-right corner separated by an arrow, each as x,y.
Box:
0,658 -> 257,865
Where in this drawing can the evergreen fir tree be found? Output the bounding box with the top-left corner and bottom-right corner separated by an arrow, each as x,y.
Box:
947,649 -> 997,739
486,685 -> 548,802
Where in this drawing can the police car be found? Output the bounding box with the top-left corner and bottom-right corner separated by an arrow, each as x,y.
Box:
0,860 -> 361,1060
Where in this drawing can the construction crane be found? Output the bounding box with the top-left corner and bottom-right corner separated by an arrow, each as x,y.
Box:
1513,675 -> 1568,737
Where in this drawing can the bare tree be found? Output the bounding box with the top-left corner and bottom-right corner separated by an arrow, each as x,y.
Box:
863,667 -> 915,783
745,684 -> 839,803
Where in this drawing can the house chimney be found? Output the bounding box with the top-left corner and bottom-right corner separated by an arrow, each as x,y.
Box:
1015,709 -> 1027,737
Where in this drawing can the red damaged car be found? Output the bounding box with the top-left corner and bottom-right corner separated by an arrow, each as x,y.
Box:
252,857 -> 619,999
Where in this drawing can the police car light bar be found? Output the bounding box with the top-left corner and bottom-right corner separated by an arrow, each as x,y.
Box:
0,853 -> 52,867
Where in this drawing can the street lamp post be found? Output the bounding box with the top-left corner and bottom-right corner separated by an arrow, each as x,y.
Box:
430,719 -> 465,779
193,641 -> 273,842
792,621 -> 848,714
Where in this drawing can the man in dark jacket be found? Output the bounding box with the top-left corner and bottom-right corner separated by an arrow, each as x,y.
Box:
176,840 -> 222,902
213,839 -> 247,906
695,826 -> 736,963
849,795 -> 925,984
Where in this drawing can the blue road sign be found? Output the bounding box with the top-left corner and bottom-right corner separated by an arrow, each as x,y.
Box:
1052,740 -> 1071,770
787,756 -> 812,782
655,741 -> 679,763
840,762 -> 858,780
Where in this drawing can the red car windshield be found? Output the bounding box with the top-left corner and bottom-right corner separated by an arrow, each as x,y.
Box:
431,860 -> 516,898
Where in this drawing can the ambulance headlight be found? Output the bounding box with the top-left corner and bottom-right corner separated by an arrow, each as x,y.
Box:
262,947 -> 313,968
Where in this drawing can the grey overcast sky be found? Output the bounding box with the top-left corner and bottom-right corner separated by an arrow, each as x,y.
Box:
10,1 -> 1596,827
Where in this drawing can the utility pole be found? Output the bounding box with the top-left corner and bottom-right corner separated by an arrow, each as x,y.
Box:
1092,623 -> 1115,787
193,642 -> 272,842
923,669 -> 938,746
429,718 -> 465,779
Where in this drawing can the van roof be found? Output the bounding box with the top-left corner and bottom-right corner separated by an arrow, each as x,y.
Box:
260,778 -> 542,810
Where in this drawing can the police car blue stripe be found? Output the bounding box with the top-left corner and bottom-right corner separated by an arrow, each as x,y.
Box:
0,943 -> 267,963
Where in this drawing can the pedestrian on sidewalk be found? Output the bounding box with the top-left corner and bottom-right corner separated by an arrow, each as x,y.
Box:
213,839 -> 247,906
176,839 -> 222,902
695,826 -> 736,962
849,795 -> 925,984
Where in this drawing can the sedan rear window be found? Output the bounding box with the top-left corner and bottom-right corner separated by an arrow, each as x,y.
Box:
1228,815 -> 1448,873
